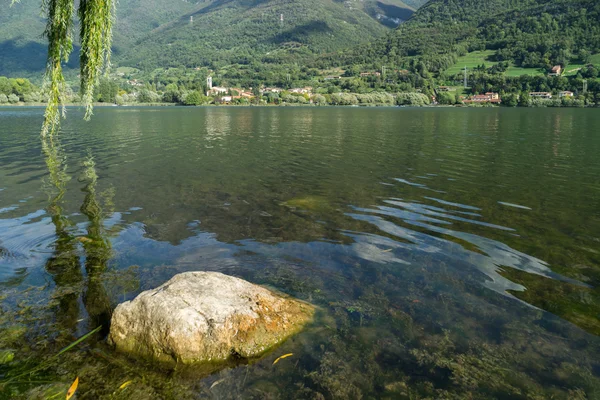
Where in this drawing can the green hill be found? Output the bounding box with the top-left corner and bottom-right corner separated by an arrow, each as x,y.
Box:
0,0 -> 429,77
117,0 -> 406,71
361,0 -> 417,28
341,0 -> 600,75
0,0 -> 198,78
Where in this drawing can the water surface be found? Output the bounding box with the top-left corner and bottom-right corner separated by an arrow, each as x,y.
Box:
0,106 -> 599,399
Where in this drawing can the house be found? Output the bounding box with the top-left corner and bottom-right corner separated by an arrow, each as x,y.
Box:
463,92 -> 501,104
549,65 -> 562,76
207,86 -> 228,96
530,92 -> 553,99
127,79 -> 144,87
262,87 -> 283,93
217,95 -> 232,103
360,72 -> 381,77
324,76 -> 342,81
559,91 -> 574,98
289,87 -> 313,94
437,86 -> 451,92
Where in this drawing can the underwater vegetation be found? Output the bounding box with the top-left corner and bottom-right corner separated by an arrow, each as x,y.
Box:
0,108 -> 599,398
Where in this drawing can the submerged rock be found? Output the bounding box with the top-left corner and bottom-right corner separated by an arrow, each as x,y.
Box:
109,271 -> 314,364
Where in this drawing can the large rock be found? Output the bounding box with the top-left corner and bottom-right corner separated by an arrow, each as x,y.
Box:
108,271 -> 314,364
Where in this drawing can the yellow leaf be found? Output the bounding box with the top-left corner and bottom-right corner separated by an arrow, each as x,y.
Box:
77,237 -> 93,243
209,378 -> 225,389
382,248 -> 393,253
273,353 -> 293,365
66,377 -> 79,400
119,380 -> 133,390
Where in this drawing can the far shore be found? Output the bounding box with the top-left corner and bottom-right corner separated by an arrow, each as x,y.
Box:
0,102 -> 597,109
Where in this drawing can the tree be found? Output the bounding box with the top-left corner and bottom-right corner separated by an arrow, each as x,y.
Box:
96,77 -> 119,103
8,94 -> 19,104
0,77 -> 10,94
183,91 -> 208,106
578,49 -> 591,64
437,92 -> 456,105
502,93 -> 518,107
518,91 -> 531,107
24,92 -> 43,103
162,83 -> 180,103
0,94 -> 8,104
313,94 -> 327,105
396,92 -> 430,106
137,89 -> 160,103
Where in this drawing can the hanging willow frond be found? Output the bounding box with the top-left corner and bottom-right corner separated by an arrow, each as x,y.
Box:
40,0 -> 115,136
41,0 -> 74,137
79,0 -> 115,121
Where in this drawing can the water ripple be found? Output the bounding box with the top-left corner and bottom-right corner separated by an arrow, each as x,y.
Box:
348,195 -> 587,301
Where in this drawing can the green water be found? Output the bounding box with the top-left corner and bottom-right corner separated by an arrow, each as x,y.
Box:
0,106 -> 599,399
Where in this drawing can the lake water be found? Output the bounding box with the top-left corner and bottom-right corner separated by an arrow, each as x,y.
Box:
0,106 -> 599,399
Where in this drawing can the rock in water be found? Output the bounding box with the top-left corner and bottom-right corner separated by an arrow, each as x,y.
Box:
108,271 -> 314,364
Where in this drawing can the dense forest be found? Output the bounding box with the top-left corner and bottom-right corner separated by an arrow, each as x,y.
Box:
343,0 -> 600,74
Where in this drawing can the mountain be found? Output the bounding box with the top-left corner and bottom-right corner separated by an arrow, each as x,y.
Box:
360,0 -> 418,28
0,0 -> 427,78
116,0 -> 416,71
340,0 -> 600,74
0,0 -> 199,77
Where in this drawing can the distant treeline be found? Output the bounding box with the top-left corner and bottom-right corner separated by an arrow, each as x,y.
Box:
3,69 -> 599,108
0,77 -> 45,104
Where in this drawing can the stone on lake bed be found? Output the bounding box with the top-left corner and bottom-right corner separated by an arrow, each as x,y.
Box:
108,271 -> 314,364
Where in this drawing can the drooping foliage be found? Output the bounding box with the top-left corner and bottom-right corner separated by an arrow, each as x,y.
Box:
41,0 -> 74,136
78,0 -> 115,120
27,0 -> 115,136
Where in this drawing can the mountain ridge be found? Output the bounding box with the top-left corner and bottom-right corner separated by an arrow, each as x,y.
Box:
0,0 -> 427,77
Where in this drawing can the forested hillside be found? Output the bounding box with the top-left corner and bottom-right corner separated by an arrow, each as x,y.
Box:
0,0 -> 202,77
117,0 -> 408,70
342,0 -> 600,74
361,0 -> 418,28
0,0 -> 423,77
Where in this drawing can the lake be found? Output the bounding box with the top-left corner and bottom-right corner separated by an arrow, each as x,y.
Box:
0,106 -> 599,399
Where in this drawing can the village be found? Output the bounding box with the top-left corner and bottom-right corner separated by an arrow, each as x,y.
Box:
434,89 -> 575,105
108,63 -> 589,107
433,64 -> 579,105
204,76 -> 313,104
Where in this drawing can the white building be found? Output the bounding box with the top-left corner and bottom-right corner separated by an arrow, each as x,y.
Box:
207,86 -> 228,96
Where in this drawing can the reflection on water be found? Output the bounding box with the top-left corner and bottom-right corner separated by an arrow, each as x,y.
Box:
0,107 -> 599,398
41,137 -> 113,336
348,197 -> 586,295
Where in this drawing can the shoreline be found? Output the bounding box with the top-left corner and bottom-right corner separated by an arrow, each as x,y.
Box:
0,102 -> 596,109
